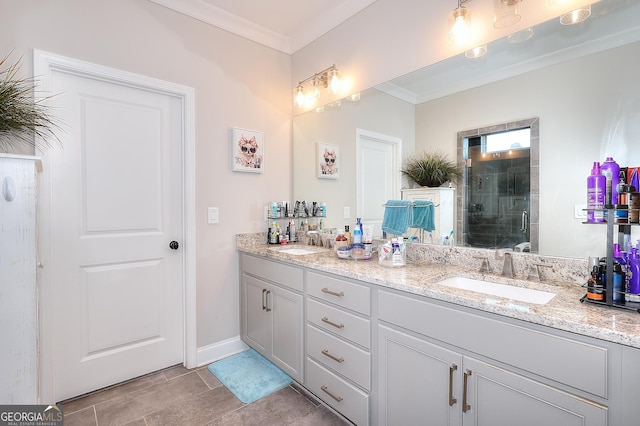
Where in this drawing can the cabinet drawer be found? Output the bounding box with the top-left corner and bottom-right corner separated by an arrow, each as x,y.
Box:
307,324 -> 371,390
307,271 -> 371,315
379,290 -> 609,398
305,357 -> 369,426
241,253 -> 303,292
307,298 -> 371,349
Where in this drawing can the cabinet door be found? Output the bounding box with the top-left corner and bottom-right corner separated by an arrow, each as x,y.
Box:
463,357 -> 607,426
271,285 -> 303,382
378,325 -> 463,426
242,274 -> 271,354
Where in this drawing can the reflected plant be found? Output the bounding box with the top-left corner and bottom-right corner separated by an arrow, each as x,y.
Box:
402,151 -> 461,187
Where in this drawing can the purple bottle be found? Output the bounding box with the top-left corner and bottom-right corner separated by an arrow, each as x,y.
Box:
587,162 -> 606,223
600,157 -> 620,206
628,247 -> 640,295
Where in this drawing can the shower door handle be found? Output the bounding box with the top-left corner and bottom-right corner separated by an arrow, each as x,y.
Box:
521,210 -> 528,232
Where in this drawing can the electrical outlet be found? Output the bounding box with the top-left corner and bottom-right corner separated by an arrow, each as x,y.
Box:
208,207 -> 219,224
575,204 -> 587,219
344,206 -> 350,219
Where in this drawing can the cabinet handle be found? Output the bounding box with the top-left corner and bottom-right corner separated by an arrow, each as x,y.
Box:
463,369 -> 472,413
321,287 -> 344,297
261,288 -> 267,311
265,290 -> 271,312
322,349 -> 345,363
321,316 -> 344,329
449,364 -> 458,406
321,385 -> 343,402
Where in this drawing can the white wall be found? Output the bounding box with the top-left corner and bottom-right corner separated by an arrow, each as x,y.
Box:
1,1 -> 291,352
415,42 -> 640,258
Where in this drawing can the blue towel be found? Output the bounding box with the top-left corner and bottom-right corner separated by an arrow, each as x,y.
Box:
382,200 -> 413,236
412,200 -> 435,231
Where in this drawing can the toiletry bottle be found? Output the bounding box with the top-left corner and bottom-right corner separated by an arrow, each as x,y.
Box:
335,232 -> 348,253
289,219 -> 296,242
321,202 -> 327,217
628,247 -> 640,298
601,157 -> 620,206
353,221 -> 362,244
586,266 -> 605,301
391,238 -> 403,266
587,162 -> 606,223
344,225 -> 351,246
613,243 -> 628,296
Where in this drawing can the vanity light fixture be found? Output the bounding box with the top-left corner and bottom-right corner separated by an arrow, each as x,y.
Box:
449,0 -> 471,46
560,4 -> 591,25
465,44 -> 487,58
294,65 -> 342,108
493,0 -> 522,29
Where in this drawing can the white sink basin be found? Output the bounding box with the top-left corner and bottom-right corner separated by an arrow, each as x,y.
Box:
438,276 -> 556,305
268,246 -> 328,255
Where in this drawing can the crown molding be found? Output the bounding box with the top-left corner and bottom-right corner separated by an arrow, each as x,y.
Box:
148,0 -> 376,54
148,0 -> 291,53
288,0 -> 377,53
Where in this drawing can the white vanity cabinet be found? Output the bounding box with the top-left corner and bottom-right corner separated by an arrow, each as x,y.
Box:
378,290 -> 609,426
401,187 -> 455,244
240,254 -> 304,382
304,271 -> 372,426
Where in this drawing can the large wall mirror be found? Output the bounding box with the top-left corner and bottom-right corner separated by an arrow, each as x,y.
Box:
293,0 -> 640,260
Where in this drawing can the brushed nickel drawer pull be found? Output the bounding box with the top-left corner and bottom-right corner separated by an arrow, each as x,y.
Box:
449,364 -> 458,406
321,385 -> 343,402
463,369 -> 472,413
322,349 -> 344,363
321,287 -> 344,297
265,290 -> 271,312
321,316 -> 344,329
261,288 -> 267,311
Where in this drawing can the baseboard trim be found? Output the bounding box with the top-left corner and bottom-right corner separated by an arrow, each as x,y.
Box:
196,336 -> 249,367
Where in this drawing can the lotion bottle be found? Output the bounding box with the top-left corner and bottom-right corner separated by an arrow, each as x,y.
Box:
600,157 -> 620,206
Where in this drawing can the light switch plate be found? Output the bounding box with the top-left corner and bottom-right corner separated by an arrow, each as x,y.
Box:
344,206 -> 350,219
208,207 -> 219,224
574,204 -> 587,219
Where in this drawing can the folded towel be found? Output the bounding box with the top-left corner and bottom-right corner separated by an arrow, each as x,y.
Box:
382,200 -> 413,236
411,200 -> 435,232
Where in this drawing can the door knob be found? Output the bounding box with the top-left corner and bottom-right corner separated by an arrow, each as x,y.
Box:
169,241 -> 179,250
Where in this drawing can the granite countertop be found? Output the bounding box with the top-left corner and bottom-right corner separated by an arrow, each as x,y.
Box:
237,236 -> 640,350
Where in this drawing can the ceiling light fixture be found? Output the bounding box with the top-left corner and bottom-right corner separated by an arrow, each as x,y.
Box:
294,65 -> 342,109
560,4 -> 591,25
449,0 -> 471,46
493,0 -> 522,28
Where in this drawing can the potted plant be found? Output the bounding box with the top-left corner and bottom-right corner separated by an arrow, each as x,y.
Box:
401,151 -> 461,187
0,53 -> 60,152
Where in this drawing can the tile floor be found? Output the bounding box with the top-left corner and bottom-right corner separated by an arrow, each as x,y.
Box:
61,364 -> 350,426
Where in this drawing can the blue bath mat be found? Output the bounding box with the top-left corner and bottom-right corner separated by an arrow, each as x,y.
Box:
207,348 -> 292,403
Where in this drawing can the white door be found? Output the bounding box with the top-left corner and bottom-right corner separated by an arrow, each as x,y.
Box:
40,58 -> 185,401
356,129 -> 401,237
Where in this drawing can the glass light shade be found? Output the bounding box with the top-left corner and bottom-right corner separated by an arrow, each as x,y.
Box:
295,85 -> 305,108
560,5 -> 591,25
493,0 -> 522,29
312,75 -> 321,100
328,68 -> 341,95
449,6 -> 470,46
465,45 -> 487,59
508,27 -> 534,43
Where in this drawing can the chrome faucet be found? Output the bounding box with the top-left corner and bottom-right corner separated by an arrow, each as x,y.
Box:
496,250 -> 515,278
527,263 -> 552,282
474,256 -> 492,273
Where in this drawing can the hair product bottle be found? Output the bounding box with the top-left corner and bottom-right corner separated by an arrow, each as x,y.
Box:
600,157 -> 620,206
587,162 -> 606,223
